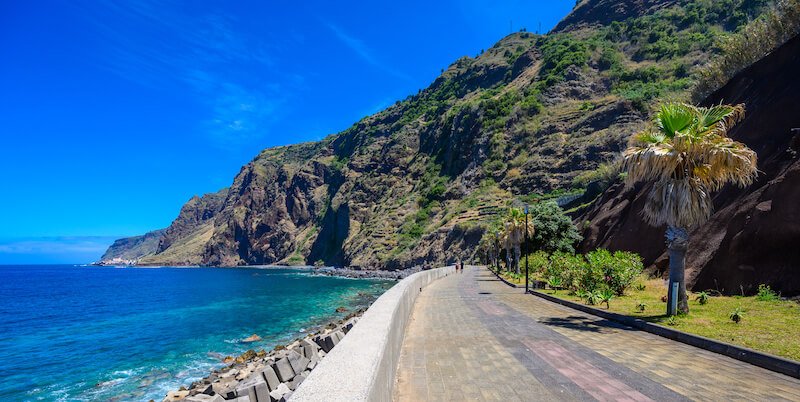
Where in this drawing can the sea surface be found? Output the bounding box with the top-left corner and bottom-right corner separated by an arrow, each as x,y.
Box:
0,265 -> 394,401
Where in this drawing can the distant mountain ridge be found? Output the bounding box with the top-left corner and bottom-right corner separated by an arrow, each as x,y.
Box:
102,0 -> 775,268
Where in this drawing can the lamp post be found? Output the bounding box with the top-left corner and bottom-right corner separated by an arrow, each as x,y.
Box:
524,204 -> 530,294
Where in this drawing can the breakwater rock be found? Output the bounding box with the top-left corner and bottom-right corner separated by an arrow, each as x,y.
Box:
311,266 -> 422,280
160,312 -> 362,402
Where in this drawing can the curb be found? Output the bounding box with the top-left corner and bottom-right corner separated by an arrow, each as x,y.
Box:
486,267 -> 522,288
530,290 -> 800,380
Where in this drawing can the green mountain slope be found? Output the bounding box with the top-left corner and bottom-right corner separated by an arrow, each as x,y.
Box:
104,0 -> 774,268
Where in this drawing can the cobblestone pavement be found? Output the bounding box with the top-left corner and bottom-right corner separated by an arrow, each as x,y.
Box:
393,266 -> 800,401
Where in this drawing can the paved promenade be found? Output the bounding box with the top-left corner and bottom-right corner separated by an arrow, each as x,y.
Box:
394,266 -> 800,401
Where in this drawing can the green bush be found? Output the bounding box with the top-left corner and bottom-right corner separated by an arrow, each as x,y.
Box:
529,201 -> 583,253
693,0 -> 800,101
730,306 -> 745,323
526,251 -> 550,276
756,284 -> 780,302
696,291 -> 710,305
536,35 -> 590,88
547,252 -> 586,290
577,255 -> 605,294
544,249 -> 643,296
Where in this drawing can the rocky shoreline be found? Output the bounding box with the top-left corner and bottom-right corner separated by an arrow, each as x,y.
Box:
159,310 -> 366,402
310,266 -> 423,280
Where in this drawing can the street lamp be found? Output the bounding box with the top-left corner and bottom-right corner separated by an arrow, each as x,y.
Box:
524,204 -> 530,294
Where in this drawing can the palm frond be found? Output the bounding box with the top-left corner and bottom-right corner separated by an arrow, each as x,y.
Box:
622,143 -> 681,186
656,103 -> 695,138
701,137 -> 758,190
702,104 -> 746,137
642,179 -> 713,229
624,101 -> 757,228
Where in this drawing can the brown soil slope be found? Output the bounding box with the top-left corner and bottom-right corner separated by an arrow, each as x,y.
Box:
578,34 -> 800,295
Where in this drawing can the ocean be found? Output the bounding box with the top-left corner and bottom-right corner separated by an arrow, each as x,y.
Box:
0,265 -> 394,401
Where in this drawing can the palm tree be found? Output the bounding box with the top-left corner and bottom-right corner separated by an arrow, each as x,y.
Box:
503,208 -> 534,275
622,102 -> 757,315
500,230 -> 512,272
493,230 -> 502,272
478,235 -> 493,266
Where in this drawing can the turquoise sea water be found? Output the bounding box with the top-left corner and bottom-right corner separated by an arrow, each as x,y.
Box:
0,265 -> 394,401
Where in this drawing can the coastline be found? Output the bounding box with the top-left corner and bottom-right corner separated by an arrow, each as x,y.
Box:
160,309 -> 367,402
88,262 -> 421,281
152,267 -> 417,402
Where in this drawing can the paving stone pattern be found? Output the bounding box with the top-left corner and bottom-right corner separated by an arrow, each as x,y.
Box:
394,266 -> 800,401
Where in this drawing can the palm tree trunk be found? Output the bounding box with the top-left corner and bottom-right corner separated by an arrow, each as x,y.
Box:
666,226 -> 690,315
514,244 -> 521,275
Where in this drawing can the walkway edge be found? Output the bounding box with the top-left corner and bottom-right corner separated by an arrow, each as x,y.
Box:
487,267 -> 522,288
291,266 -> 455,401
530,289 -> 800,379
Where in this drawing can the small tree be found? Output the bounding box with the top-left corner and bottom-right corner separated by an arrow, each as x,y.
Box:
622,102 -> 757,315
502,208 -> 534,275
529,201 -> 582,253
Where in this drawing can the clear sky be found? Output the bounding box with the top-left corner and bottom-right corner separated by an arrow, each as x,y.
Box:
0,0 -> 575,263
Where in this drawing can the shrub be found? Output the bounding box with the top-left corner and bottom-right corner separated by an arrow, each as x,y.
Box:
547,276 -> 563,292
579,289 -> 603,306
730,307 -> 745,323
527,251 -> 550,276
547,251 -> 587,291
599,288 -> 615,309
696,291 -> 710,305
571,159 -> 622,189
692,0 -> 800,101
577,255 -> 605,294
756,284 -> 780,302
536,35 -> 590,88
636,302 -> 647,312
529,201 -> 583,253
584,249 -> 643,296
633,282 -> 647,292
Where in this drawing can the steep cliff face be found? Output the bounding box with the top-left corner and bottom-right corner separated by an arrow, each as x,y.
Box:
100,229 -> 165,261
104,0 -> 774,269
578,33 -> 800,295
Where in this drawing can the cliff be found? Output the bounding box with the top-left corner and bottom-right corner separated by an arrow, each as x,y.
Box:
578,33 -> 800,295
103,0 -> 775,270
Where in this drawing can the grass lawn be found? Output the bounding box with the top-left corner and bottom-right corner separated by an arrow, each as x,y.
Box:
496,269 -> 525,285
542,278 -> 800,361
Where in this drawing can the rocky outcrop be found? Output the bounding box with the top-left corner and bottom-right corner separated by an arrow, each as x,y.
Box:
157,189 -> 228,253
99,228 -> 165,262
578,33 -> 800,295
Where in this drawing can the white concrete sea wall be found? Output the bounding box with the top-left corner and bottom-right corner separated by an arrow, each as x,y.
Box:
290,266 -> 455,401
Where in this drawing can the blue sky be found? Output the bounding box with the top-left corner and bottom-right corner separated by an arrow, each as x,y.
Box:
0,0 -> 574,263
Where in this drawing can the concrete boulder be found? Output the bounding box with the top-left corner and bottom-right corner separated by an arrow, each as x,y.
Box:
289,373 -> 306,391
268,382 -> 291,401
287,350 -> 310,374
272,357 -> 294,383
162,390 -> 189,402
258,366 -> 281,391
185,394 -> 225,402
235,378 -> 269,402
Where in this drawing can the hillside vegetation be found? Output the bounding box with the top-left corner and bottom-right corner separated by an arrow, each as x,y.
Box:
103,0 -> 776,268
